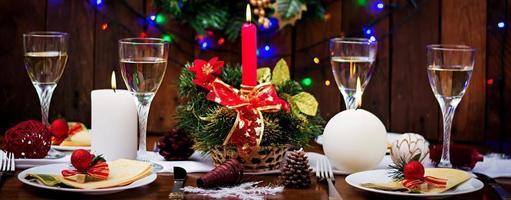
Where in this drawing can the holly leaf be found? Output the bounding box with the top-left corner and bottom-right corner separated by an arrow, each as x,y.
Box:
277,0 -> 304,19
291,92 -> 318,116
272,59 -> 290,86
289,99 -> 307,122
257,67 -> 271,83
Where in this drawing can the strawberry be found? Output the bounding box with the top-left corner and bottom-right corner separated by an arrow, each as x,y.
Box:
49,119 -> 69,139
71,149 -> 94,171
404,160 -> 425,180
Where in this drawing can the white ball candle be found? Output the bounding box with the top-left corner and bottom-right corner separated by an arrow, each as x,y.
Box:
91,74 -> 138,161
323,109 -> 387,173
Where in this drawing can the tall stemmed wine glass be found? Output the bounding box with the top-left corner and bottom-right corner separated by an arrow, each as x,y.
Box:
329,38 -> 377,109
24,32 -> 68,159
23,32 -> 68,126
119,38 -> 168,168
426,44 -> 475,168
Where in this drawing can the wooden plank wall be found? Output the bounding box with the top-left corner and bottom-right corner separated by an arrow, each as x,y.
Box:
0,0 -> 509,152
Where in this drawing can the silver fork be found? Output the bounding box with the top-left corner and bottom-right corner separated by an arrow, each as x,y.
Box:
0,152 -> 16,185
316,156 -> 343,200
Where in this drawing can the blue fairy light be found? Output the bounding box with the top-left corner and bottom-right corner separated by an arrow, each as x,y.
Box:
377,3 -> 384,9
201,41 -> 209,50
498,21 -> 505,28
364,27 -> 374,36
258,44 -> 274,58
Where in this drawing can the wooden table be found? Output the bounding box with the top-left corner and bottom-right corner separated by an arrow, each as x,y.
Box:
1,137 -> 510,200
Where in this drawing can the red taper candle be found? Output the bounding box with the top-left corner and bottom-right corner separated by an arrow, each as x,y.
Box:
241,4 -> 257,86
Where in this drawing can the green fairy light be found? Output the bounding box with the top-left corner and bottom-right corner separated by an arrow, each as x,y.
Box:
155,14 -> 166,24
301,77 -> 313,87
356,0 -> 368,6
162,34 -> 173,43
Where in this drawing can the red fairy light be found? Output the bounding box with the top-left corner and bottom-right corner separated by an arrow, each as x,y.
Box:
218,37 -> 225,45
487,79 -> 494,85
139,32 -> 147,38
100,23 -> 108,30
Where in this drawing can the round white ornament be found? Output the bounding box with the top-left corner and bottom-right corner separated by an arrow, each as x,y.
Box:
322,109 -> 387,173
390,133 -> 430,164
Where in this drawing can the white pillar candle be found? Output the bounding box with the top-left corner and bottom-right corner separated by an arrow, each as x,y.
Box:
91,89 -> 137,160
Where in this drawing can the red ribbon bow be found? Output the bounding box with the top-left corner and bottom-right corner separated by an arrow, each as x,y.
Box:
401,176 -> 447,189
207,79 -> 288,159
188,58 -> 289,159
62,161 -> 109,180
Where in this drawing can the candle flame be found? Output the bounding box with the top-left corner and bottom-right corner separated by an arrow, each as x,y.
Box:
246,4 -> 252,22
111,71 -> 117,92
355,76 -> 362,108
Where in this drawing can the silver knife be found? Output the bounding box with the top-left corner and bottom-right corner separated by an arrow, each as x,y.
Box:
474,172 -> 511,200
169,166 -> 187,200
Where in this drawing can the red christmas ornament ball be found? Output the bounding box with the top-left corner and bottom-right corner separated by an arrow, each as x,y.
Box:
49,118 -> 69,138
2,120 -> 51,158
71,149 -> 94,171
404,160 -> 425,180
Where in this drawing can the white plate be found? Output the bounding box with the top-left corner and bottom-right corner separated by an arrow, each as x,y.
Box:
345,169 -> 484,198
51,145 -> 90,151
18,163 -> 157,195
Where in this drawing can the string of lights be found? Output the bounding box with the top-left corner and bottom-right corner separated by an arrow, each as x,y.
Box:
90,0 -> 507,88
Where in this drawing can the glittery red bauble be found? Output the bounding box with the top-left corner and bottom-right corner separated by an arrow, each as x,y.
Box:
71,149 -> 94,171
404,161 -> 425,180
2,120 -> 51,158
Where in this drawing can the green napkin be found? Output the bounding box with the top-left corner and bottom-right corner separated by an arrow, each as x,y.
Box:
26,174 -> 62,187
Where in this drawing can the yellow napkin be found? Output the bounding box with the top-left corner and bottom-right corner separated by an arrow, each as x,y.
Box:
60,125 -> 91,147
362,168 -> 471,193
60,159 -> 152,189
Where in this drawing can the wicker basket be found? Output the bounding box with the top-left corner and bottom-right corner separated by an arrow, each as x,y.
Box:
209,145 -> 289,172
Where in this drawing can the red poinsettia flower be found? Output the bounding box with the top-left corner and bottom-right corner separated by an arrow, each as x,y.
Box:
188,57 -> 224,90
188,57 -> 224,77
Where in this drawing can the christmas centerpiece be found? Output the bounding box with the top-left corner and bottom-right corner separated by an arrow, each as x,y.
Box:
176,5 -> 323,172
177,58 -> 324,172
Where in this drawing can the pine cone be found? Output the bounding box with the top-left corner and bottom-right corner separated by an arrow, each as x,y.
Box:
158,128 -> 194,161
280,150 -> 312,188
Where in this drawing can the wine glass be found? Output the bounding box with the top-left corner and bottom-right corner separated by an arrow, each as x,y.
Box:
329,38 -> 377,109
426,44 -> 475,168
23,32 -> 68,126
119,38 -> 168,167
23,32 -> 68,159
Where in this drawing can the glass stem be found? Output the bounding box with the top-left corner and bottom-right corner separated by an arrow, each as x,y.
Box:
438,104 -> 457,168
343,94 -> 358,110
34,84 -> 56,126
134,94 -> 154,161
